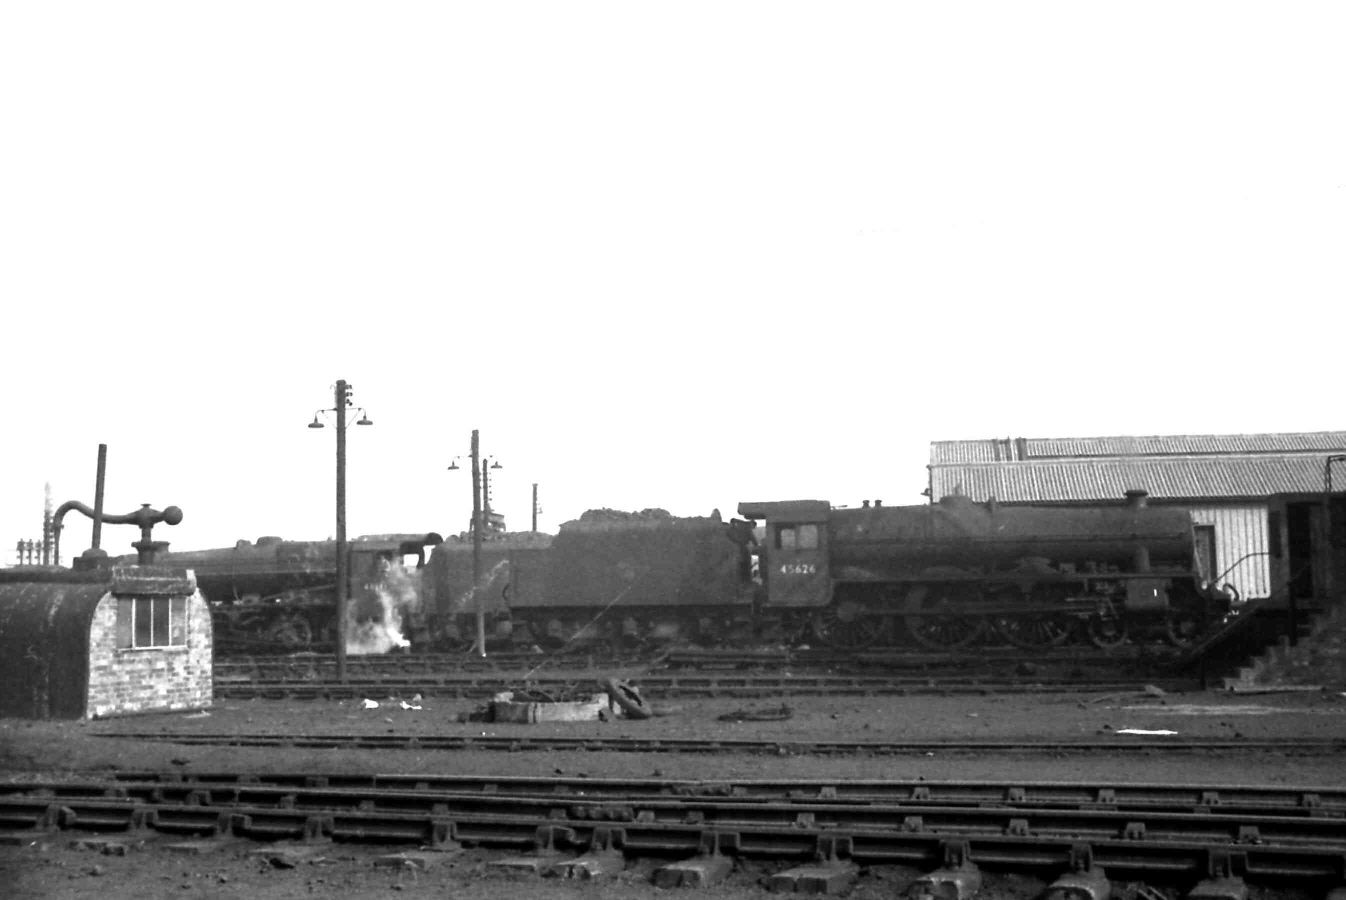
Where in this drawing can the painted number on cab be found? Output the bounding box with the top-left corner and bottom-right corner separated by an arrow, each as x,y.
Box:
780,562 -> 816,576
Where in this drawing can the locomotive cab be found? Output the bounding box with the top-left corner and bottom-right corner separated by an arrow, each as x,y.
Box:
737,500 -> 832,609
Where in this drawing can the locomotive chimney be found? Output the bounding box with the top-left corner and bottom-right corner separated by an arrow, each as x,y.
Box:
862,500 -> 870,508
1125,489 -> 1149,509
874,499 -> 882,507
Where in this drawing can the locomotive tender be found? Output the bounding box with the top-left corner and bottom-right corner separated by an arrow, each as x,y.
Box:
425,510 -> 754,649
426,490 -> 1229,652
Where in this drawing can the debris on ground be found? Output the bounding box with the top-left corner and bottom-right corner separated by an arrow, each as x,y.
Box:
717,704 -> 793,723
450,678 -> 677,724
604,677 -> 652,720
491,691 -> 613,723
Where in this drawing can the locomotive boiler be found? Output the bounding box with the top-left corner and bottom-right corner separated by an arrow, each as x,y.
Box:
142,532 -> 443,651
740,490 -> 1228,650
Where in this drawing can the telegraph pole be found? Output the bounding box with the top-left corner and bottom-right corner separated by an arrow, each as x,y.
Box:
334,380 -> 350,683
309,380 -> 372,683
470,429 -> 485,657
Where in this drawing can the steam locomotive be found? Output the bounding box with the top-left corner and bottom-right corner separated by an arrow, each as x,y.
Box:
143,533 -> 442,651
147,488 -> 1229,654
426,491 -> 1231,652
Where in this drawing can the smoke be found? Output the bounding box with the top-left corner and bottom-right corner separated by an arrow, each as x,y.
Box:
347,564 -> 420,656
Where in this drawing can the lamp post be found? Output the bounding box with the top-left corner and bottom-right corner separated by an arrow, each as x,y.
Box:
448,429 -> 502,657
308,379 -> 372,682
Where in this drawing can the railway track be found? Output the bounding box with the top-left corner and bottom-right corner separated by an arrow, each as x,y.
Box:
211,673 -> 1201,701
92,731 -> 1346,756
5,774 -> 1346,886
216,644 -> 1177,677
212,648 -> 1198,700
38,771 -> 1346,815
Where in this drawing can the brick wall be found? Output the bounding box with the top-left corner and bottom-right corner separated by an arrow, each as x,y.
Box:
1249,603 -> 1346,689
85,590 -> 214,718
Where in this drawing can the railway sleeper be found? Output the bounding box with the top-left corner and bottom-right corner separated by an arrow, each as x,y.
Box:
1044,866 -> 1111,900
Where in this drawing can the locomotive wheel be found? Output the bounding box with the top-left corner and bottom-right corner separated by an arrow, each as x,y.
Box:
1164,609 -> 1202,647
265,614 -> 313,649
995,612 -> 1075,650
1086,610 -> 1128,649
811,599 -> 885,650
904,585 -> 986,649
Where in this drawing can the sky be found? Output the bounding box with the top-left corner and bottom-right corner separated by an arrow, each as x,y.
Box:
2,2 -> 1343,563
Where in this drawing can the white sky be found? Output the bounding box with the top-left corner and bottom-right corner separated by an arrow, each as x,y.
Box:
2,2 -> 1343,562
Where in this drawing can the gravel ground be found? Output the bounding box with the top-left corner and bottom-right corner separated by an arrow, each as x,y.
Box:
3,683 -> 1345,899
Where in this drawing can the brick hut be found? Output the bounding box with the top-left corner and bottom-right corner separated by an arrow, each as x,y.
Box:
0,566 -> 212,719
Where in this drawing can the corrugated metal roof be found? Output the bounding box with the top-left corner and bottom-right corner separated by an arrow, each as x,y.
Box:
929,439 -> 1014,464
929,455 -> 1344,503
930,432 -> 1346,464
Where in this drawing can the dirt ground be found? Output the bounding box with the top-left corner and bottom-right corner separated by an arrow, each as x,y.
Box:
3,683 -> 1346,899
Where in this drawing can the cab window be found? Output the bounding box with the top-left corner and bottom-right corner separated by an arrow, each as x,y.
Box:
776,523 -> 819,551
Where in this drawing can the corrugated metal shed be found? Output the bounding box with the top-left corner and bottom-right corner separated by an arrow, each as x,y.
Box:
1189,505 -> 1270,600
930,455 -> 1341,504
926,432 -> 1346,604
932,432 -> 1346,465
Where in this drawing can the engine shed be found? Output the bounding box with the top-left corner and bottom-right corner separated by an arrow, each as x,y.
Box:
0,565 -> 213,719
928,431 -> 1346,613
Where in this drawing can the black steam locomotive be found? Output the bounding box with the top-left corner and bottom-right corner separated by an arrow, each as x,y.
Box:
425,491 -> 1231,652
144,532 -> 443,650
737,490 -> 1226,650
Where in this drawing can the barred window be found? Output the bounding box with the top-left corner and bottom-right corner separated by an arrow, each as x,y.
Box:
116,596 -> 188,649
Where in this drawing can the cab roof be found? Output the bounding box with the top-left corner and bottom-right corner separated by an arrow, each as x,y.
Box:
736,500 -> 831,522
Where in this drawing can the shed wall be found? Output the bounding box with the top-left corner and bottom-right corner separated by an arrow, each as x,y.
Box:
1187,505 -> 1270,602
86,590 -> 213,718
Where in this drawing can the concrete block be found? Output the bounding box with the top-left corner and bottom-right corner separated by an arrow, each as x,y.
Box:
246,845 -> 330,868
546,850 -> 625,879
488,854 -> 563,876
908,863 -> 983,900
161,840 -> 221,855
1187,877 -> 1247,900
654,854 -> 734,888
68,838 -> 130,856
1044,868 -> 1111,900
766,861 -> 860,894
